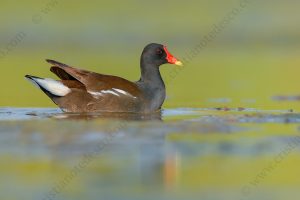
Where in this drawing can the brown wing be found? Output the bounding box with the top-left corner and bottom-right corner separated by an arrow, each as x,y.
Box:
50,66 -> 75,80
60,80 -> 86,90
46,59 -> 142,97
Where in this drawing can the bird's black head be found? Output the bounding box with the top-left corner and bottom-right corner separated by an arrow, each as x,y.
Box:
141,43 -> 183,67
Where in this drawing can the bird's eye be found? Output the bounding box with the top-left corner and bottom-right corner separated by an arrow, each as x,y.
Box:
156,49 -> 163,55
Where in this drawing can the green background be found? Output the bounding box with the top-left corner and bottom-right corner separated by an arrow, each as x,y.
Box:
1,0 -> 300,110
1,1 -> 300,200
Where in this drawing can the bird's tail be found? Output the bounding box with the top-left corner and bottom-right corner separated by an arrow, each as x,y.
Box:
25,75 -> 71,97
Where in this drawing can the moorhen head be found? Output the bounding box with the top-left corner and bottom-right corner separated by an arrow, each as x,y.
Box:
25,43 -> 182,113
140,43 -> 182,68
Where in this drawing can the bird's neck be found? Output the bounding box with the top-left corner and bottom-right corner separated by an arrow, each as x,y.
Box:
137,60 -> 166,111
139,60 -> 163,84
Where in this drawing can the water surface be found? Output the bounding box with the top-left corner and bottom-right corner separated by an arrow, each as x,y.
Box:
1,107 -> 300,200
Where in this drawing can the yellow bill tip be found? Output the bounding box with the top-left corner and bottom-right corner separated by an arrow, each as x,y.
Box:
175,61 -> 183,66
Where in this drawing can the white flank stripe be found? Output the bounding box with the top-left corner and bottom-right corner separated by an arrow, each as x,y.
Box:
88,90 -> 119,97
101,90 -> 120,96
113,88 -> 136,98
29,77 -> 71,96
88,88 -> 137,99
112,88 -> 127,95
88,91 -> 103,99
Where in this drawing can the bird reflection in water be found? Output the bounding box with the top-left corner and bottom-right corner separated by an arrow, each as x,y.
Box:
138,142 -> 181,190
47,109 -> 181,191
51,110 -> 162,121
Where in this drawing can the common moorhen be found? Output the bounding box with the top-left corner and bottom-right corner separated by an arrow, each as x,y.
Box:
25,43 -> 183,113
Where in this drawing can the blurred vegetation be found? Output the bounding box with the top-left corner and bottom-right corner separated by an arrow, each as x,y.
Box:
1,0 -> 300,110
1,1 -> 300,199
